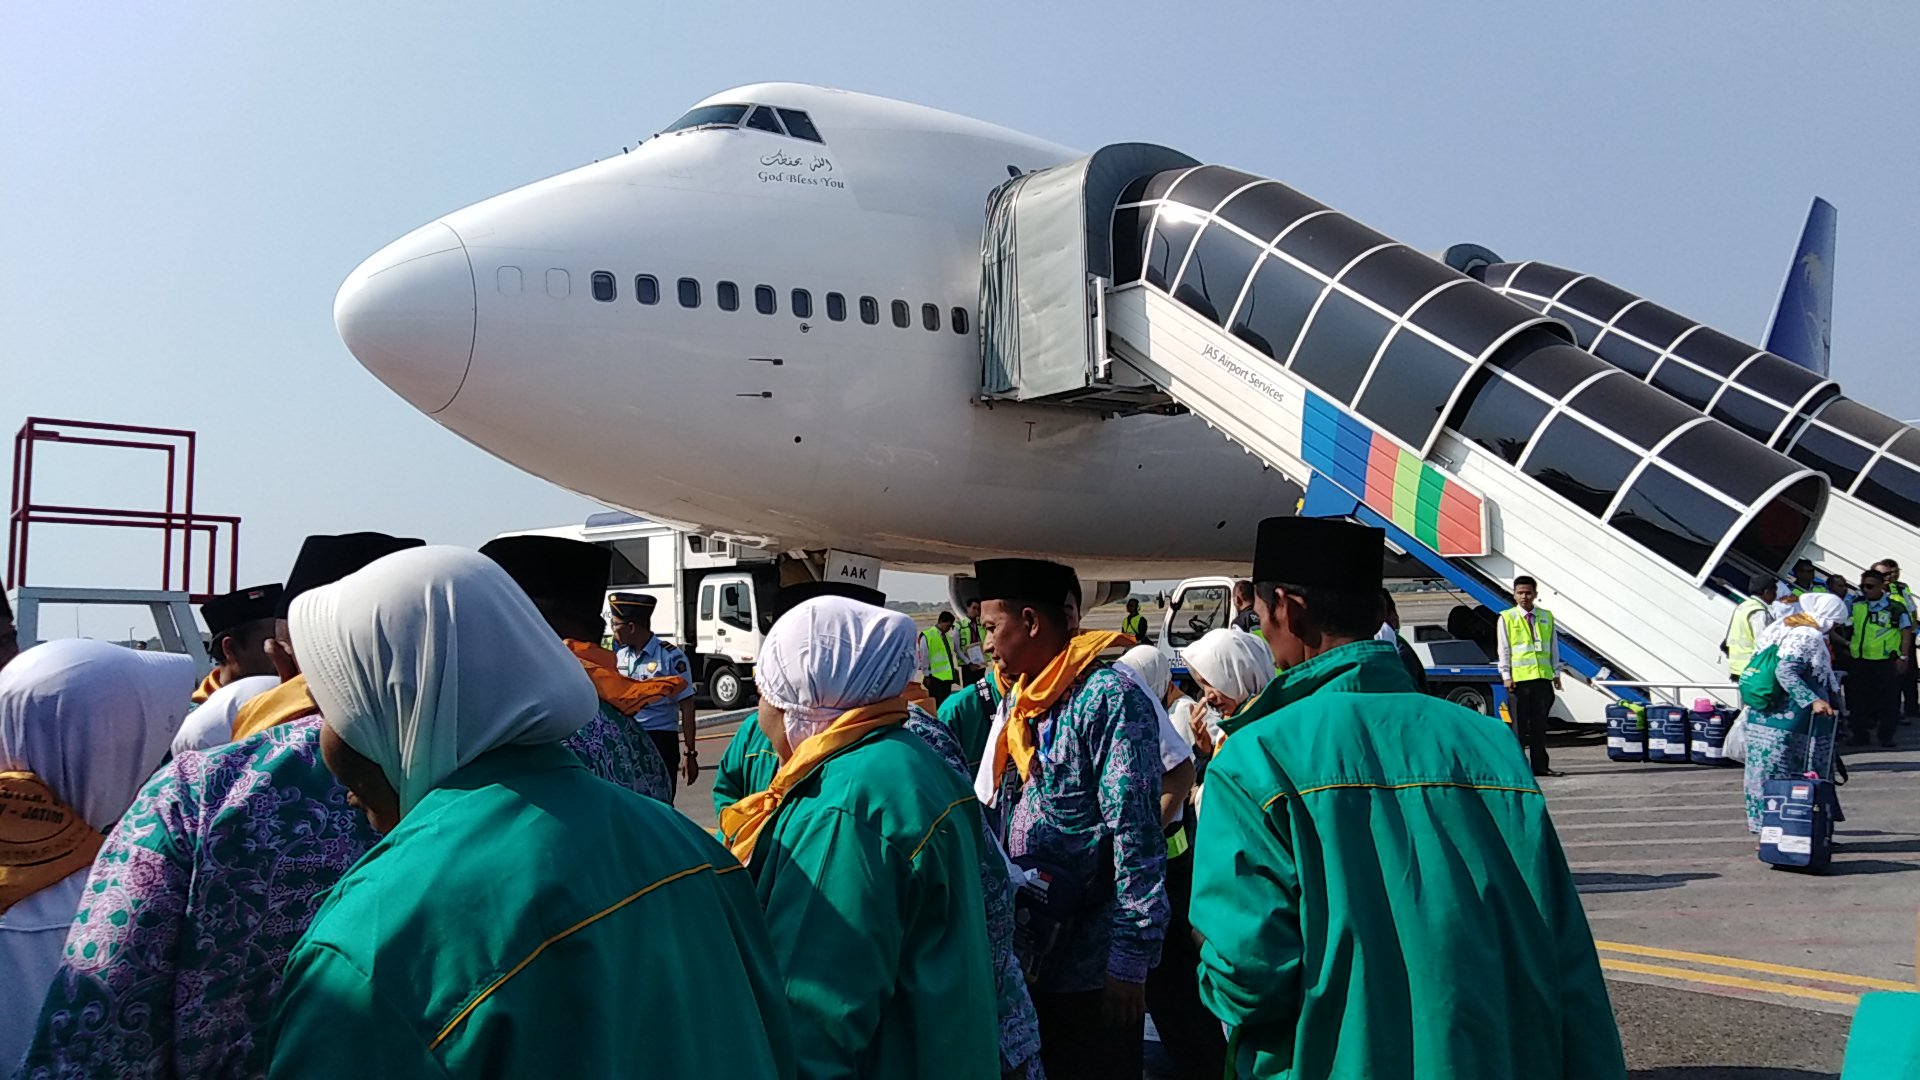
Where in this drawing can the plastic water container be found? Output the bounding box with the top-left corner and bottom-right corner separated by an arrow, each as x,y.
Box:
1646,705 -> 1692,763
1605,703 -> 1647,761
1689,705 -> 1735,766
1759,776 -> 1838,872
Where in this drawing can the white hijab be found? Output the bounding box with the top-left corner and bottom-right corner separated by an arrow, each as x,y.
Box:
1183,627 -> 1276,706
755,596 -> 916,747
1115,644 -> 1195,771
0,638 -> 194,829
291,546 -> 598,815
1115,644 -> 1170,700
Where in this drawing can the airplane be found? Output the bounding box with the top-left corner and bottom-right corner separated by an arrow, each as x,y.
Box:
334,82 -> 1301,595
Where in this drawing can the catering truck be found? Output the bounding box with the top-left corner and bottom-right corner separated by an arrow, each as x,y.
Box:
495,512 -> 778,709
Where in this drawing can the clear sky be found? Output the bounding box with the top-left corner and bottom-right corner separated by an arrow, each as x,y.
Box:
5,2 -> 1916,637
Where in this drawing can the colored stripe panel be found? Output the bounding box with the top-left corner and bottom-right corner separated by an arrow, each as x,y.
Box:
1298,392 -> 1487,557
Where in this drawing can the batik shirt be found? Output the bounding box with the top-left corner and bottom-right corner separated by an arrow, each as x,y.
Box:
566,700 -> 673,802
992,666 -> 1167,993
14,716 -> 377,1080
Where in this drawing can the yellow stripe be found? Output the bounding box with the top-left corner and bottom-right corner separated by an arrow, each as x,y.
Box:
908,796 -> 977,861
1595,941 -> 1914,992
1600,957 -> 1861,1006
430,863 -> 742,1050
1262,779 -> 1542,811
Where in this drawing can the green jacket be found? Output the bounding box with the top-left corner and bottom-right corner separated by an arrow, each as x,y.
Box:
937,674 -> 1002,775
750,727 -> 999,1080
1190,641 -> 1623,1080
268,743 -> 794,1078
714,713 -> 781,828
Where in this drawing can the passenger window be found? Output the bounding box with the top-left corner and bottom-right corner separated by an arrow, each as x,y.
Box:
717,281 -> 740,312
951,307 -> 970,334
744,106 -> 785,134
546,268 -> 570,298
892,300 -> 910,328
678,277 -> 700,308
860,296 -> 880,325
827,292 -> 847,321
921,303 -> 940,331
634,274 -> 659,305
720,584 -> 752,631
777,109 -> 822,143
755,285 -> 777,315
791,289 -> 812,319
590,271 -> 616,302
699,583 -> 714,621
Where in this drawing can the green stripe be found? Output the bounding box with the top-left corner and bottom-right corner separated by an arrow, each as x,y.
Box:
1415,464 -> 1446,547
1391,450 -> 1422,534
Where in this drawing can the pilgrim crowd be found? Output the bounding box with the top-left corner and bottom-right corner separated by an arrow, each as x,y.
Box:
0,517 -> 1628,1080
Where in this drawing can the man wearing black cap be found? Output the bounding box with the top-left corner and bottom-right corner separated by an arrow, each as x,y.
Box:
0,589 -> 19,672
191,583 -> 284,703
1186,517 -> 1621,1080
610,591 -> 700,797
973,558 -> 1167,1080
17,531 -> 422,1079
481,535 -> 678,802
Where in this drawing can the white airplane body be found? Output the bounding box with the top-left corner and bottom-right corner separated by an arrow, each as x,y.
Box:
336,83 -> 1296,580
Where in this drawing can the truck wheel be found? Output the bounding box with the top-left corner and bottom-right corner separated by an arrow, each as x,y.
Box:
1445,684 -> 1493,716
709,663 -> 750,711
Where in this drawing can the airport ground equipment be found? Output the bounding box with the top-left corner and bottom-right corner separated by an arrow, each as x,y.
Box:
978,148 -> 1831,707
6,417 -> 241,659
1473,257 -> 1919,580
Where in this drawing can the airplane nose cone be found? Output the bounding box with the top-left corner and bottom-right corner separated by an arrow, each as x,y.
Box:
334,221 -> 476,414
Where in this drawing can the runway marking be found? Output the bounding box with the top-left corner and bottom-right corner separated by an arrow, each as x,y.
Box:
1599,957 -> 1861,1006
1554,819 -> 1750,830
1561,836 -> 1757,847
1595,941 -> 1914,992
1551,803 -> 1734,815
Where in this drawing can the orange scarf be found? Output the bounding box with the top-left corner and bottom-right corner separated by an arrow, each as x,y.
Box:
902,680 -> 936,713
227,674 -> 320,743
0,771 -> 105,914
191,670 -> 223,705
565,640 -> 688,715
988,631 -> 1133,786
720,698 -> 909,864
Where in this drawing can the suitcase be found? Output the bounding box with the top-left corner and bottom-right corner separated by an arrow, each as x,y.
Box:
1759,775 -> 1840,872
1646,705 -> 1692,764
1606,703 -> 1647,762
1689,707 -> 1736,766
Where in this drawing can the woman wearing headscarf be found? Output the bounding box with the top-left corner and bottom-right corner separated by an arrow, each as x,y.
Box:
268,547 -> 794,1078
1113,645 -> 1223,1080
1742,590 -> 1849,833
721,595 -> 998,1080
0,640 -> 194,1068
1182,628 -> 1278,730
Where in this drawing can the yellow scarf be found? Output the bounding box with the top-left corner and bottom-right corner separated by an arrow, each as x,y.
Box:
0,771 -> 105,915
564,640 -> 688,715
227,674 -> 320,743
191,670 -> 223,705
1783,613 -> 1820,630
720,698 -> 909,864
988,631 -> 1133,786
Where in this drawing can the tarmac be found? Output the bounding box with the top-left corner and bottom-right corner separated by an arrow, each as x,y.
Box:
685,700 -> 1919,1078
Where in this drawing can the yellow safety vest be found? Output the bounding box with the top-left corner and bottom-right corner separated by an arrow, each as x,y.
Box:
921,626 -> 957,681
1850,600 -> 1904,662
1726,597 -> 1767,676
1122,613 -> 1149,639
1501,606 -> 1555,683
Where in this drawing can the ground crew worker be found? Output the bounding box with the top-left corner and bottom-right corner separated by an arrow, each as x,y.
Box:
609,593 -> 700,796
1725,574 -> 1778,681
1188,516 -> 1623,1080
1848,569 -> 1911,748
1497,575 -> 1563,777
918,609 -> 960,705
1122,598 -> 1150,642
1230,580 -> 1259,633
1874,559 -> 1918,718
958,598 -> 987,686
1789,558 -> 1818,597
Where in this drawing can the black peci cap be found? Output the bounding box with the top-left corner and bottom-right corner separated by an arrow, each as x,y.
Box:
608,592 -> 658,620
768,580 -> 886,622
1251,517 -> 1385,594
479,535 -> 612,623
280,532 -> 425,616
973,558 -> 1078,604
200,584 -> 285,639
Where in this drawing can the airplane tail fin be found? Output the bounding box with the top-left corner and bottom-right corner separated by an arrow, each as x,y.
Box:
1764,196 -> 1837,376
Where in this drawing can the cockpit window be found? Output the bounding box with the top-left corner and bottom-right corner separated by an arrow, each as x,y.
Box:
656,103 -> 824,144
777,109 -> 822,143
662,104 -> 749,133
744,106 -> 785,134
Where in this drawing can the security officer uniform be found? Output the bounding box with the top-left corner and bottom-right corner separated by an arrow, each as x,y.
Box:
1498,603 -> 1559,775
612,593 -> 697,794
1848,595 -> 1911,747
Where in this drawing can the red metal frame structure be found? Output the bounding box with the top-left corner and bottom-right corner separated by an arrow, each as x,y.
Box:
7,417 -> 241,602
